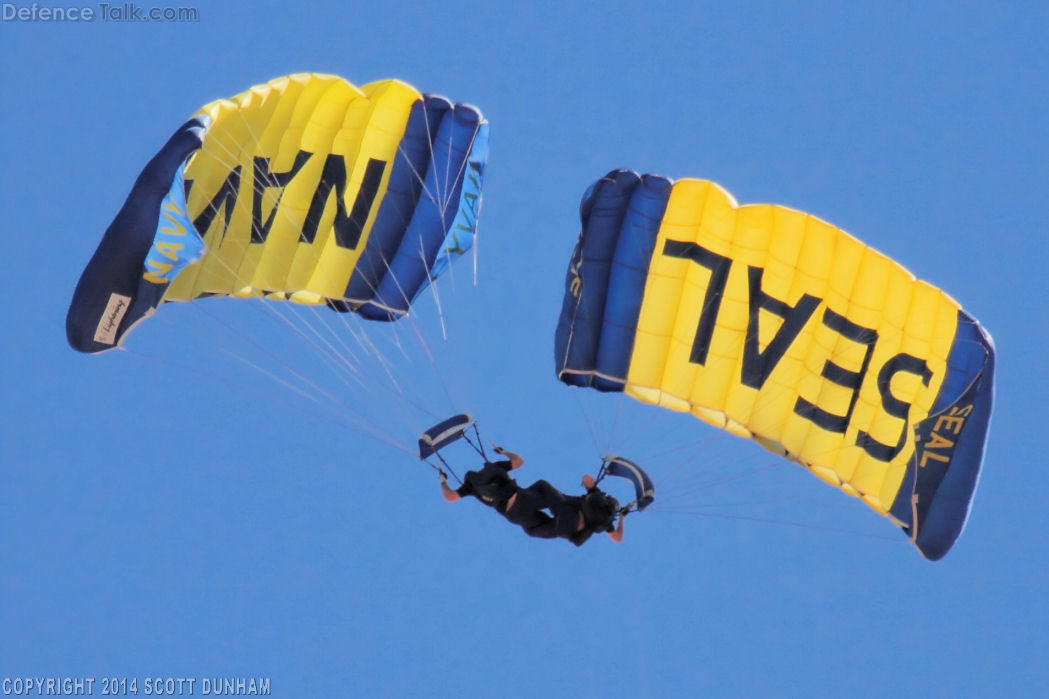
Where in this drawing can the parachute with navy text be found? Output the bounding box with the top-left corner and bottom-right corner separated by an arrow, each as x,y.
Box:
67,73 -> 488,353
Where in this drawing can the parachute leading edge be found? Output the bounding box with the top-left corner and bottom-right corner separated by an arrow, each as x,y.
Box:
67,74 -> 489,353
555,170 -> 994,560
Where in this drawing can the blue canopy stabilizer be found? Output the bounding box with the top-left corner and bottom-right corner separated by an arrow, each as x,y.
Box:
419,413 -> 475,459
601,456 -> 655,511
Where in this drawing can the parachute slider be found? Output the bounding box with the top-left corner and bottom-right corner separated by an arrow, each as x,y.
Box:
599,456 -> 655,511
418,413 -> 475,459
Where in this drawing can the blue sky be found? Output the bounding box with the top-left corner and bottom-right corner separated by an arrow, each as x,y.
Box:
2,1 -> 1047,696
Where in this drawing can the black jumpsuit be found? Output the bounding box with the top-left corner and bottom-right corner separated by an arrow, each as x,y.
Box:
507,481 -> 617,546
455,460 -> 519,514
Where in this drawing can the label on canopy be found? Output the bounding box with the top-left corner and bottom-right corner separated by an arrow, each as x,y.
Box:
429,122 -> 489,281
143,162 -> 206,287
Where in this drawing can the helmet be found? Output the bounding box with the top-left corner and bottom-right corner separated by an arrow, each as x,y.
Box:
582,489 -> 620,532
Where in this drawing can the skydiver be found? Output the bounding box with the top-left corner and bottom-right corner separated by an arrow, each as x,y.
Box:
439,446 -> 626,545
507,474 -> 626,546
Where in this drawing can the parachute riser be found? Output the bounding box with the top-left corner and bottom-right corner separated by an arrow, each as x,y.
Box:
423,450 -> 462,486
461,423 -> 490,461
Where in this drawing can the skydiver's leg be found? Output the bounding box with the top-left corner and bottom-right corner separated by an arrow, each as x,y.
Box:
521,480 -> 567,509
504,485 -> 545,527
521,512 -> 557,539
520,480 -> 581,537
504,481 -> 570,539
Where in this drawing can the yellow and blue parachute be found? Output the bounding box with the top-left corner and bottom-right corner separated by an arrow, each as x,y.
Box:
67,73 -> 488,353
555,170 -> 994,560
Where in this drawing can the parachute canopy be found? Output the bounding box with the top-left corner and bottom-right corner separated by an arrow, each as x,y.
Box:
68,73 -> 488,353
555,170 -> 994,560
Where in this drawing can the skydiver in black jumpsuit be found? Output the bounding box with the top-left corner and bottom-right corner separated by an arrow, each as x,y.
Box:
440,446 -> 626,544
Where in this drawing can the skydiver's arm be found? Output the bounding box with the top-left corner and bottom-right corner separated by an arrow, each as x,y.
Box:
492,442 -> 524,469
608,512 -> 626,543
441,481 -> 461,502
439,471 -> 462,502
